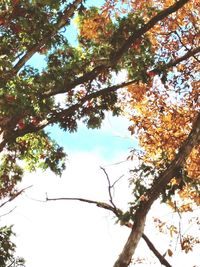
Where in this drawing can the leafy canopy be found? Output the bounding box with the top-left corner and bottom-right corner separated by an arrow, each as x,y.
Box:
0,0 -> 199,265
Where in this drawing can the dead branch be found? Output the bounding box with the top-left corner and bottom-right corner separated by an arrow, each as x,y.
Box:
100,166 -> 119,212
0,207 -> 16,218
142,233 -> 172,267
46,195 -> 172,267
46,196 -> 119,216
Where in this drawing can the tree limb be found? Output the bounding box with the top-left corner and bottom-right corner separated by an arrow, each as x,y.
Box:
8,0 -> 189,80
46,196 -> 172,267
46,196 -> 119,216
164,46 -> 200,69
142,233 -> 172,267
1,50 -> 199,150
0,79 -> 135,150
113,112 -> 200,267
111,0 -> 190,65
42,45 -> 200,98
41,0 -> 193,98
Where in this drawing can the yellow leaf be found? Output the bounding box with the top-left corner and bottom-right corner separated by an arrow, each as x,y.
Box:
163,114 -> 172,122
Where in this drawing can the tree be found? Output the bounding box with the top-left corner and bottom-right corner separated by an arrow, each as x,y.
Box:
0,0 -> 199,266
0,226 -> 25,267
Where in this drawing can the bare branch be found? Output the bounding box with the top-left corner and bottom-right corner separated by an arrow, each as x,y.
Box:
112,175 -> 124,188
0,207 -> 16,218
100,166 -> 118,211
142,233 -> 172,267
46,195 -> 172,267
46,196 -> 119,216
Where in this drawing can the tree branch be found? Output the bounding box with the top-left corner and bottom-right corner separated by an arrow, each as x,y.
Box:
164,46 -> 200,69
41,0 -> 192,98
142,233 -> 172,267
111,0 -> 190,65
0,79 -> 135,150
46,196 -> 119,216
46,196 -> 172,267
42,44 -> 200,99
11,0 -> 83,76
2,49 -> 199,149
174,29 -> 200,63
0,185 -> 32,209
0,207 -> 16,218
100,166 -> 119,212
113,112 -> 200,267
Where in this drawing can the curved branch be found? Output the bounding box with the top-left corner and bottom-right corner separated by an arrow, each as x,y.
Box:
100,166 -> 119,212
46,196 -> 119,216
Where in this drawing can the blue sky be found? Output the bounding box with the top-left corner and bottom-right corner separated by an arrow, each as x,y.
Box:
47,115 -> 136,160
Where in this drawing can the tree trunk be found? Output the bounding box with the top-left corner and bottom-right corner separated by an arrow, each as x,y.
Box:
113,113 -> 200,267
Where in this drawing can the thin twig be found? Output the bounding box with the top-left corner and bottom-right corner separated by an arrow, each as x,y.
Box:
112,175 -> 124,188
0,207 -> 16,218
0,185 -> 33,209
174,29 -> 200,63
100,166 -> 119,212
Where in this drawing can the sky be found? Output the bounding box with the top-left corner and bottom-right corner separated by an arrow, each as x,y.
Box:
0,0 -> 199,266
